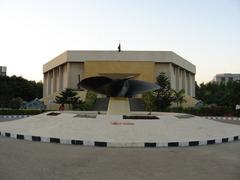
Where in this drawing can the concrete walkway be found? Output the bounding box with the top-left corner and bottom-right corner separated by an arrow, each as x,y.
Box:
0,112 -> 239,147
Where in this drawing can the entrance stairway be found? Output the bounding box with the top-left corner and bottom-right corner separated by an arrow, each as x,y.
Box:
92,98 -> 145,111
91,98 -> 109,111
129,98 -> 146,111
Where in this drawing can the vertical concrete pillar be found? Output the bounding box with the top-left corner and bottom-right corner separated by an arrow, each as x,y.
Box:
169,64 -> 176,90
43,73 -> 47,97
58,65 -> 63,91
47,71 -> 51,95
183,70 -> 188,95
53,68 -> 56,93
66,63 -> 71,88
55,68 -> 59,91
50,70 -> 54,94
189,73 -> 193,96
176,67 -> 179,91
192,74 -> 196,97
186,71 -> 190,96
178,68 -> 183,91
168,64 -> 172,87
182,69 -> 187,94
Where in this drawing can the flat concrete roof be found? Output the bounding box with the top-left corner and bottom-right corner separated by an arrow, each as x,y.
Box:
43,50 -> 196,74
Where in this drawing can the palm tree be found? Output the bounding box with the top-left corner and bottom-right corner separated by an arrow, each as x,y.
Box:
173,89 -> 186,108
55,88 -> 80,110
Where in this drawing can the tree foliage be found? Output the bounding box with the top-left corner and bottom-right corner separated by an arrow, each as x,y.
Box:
8,97 -> 24,109
142,92 -> 156,113
0,75 -> 43,108
154,72 -> 175,110
143,73 -> 176,112
55,88 -> 82,109
172,89 -> 186,108
196,81 -> 240,111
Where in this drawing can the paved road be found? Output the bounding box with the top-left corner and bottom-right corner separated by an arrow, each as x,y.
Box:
211,119 -> 240,125
0,136 -> 240,180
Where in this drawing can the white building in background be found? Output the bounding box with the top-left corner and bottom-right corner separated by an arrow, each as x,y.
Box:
0,66 -> 7,76
212,73 -> 240,84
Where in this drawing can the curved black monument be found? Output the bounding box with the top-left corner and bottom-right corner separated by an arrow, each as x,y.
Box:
80,76 -> 160,97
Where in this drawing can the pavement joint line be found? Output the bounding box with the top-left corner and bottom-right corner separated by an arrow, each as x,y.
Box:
0,131 -> 239,148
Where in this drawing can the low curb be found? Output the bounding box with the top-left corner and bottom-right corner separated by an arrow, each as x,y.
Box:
205,116 -> 240,121
0,115 -> 31,119
0,131 -> 239,148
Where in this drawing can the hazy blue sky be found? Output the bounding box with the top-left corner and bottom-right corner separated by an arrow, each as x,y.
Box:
0,0 -> 239,83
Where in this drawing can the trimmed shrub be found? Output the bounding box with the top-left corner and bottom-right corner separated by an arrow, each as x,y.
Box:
166,106 -> 238,117
0,109 -> 44,115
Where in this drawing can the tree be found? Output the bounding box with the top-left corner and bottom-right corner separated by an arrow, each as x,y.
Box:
55,88 -> 81,109
195,80 -> 240,113
154,72 -> 174,110
172,89 -> 186,108
142,92 -> 156,113
8,97 -> 23,109
0,75 -> 43,108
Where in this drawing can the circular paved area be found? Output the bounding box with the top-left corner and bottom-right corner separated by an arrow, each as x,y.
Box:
0,112 -> 239,147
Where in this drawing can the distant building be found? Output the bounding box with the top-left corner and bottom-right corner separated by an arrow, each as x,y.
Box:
212,73 -> 240,84
0,66 -> 7,76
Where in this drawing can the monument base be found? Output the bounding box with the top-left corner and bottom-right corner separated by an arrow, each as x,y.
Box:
107,97 -> 130,115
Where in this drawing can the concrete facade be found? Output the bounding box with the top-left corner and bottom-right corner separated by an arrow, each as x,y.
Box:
212,73 -> 240,84
43,51 -> 196,99
0,66 -> 7,76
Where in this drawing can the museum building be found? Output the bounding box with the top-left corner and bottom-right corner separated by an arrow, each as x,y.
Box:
43,50 -> 196,105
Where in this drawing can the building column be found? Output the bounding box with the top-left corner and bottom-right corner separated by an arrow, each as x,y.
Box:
192,74 -> 196,97
66,63 -> 71,88
178,68 -> 183,91
47,71 -> 51,95
186,72 -> 191,96
176,67 -> 179,91
169,64 -> 176,90
58,65 -> 63,91
53,68 -> 56,93
189,73 -> 193,96
50,70 -> 54,94
183,70 -> 188,95
43,73 -> 47,97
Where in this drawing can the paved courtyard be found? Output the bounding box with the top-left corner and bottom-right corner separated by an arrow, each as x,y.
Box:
0,112 -> 240,147
0,136 -> 240,180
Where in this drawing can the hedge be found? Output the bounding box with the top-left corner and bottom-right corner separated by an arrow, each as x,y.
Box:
0,109 -> 44,115
165,106 -> 239,117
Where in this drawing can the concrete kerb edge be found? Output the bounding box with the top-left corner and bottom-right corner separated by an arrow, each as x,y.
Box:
0,115 -> 31,119
0,131 -> 239,148
205,116 -> 240,121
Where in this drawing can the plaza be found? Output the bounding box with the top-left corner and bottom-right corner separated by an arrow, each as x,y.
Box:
0,112 -> 239,147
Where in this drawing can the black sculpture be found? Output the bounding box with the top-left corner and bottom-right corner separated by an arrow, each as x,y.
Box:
80,76 -> 160,97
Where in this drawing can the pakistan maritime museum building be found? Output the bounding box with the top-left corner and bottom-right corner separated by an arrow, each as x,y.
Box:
43,50 -> 196,102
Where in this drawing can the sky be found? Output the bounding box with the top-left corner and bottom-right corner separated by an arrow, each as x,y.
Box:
0,0 -> 239,83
